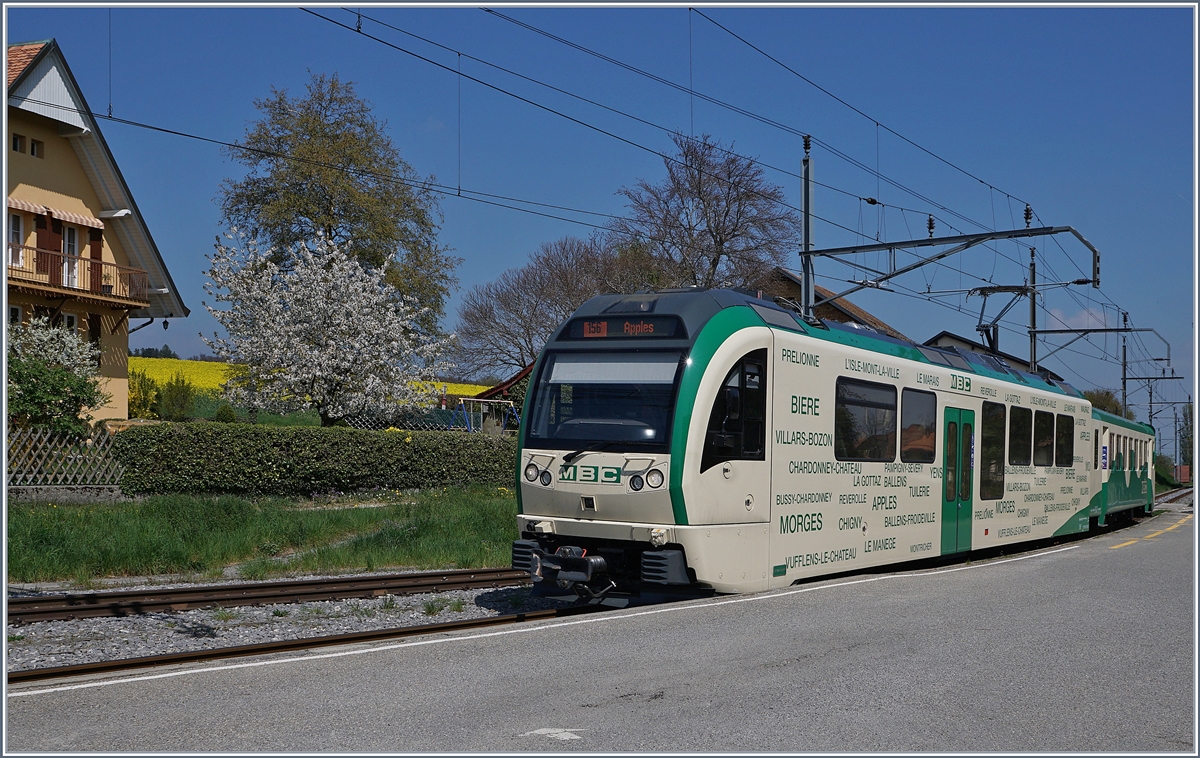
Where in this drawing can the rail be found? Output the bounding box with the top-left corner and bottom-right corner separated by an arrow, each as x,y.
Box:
7,243 -> 149,304
7,567 -> 530,625
6,605 -> 607,685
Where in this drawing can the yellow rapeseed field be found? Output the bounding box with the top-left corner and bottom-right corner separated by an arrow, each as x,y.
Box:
128,357 -> 492,397
128,358 -> 234,391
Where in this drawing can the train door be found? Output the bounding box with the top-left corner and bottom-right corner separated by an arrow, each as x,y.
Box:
941,407 -> 974,554
694,348 -> 771,526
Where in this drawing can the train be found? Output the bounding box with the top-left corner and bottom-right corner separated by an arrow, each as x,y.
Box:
510,287 -> 1155,598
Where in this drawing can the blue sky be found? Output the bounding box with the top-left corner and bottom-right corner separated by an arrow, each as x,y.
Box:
6,5 -> 1194,436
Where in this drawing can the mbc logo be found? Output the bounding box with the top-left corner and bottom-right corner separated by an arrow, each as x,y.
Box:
559,465 -> 622,485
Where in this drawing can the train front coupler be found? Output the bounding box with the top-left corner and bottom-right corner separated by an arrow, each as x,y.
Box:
527,545 -> 613,598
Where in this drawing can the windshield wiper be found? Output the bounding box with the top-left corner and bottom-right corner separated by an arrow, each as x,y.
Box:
562,442 -> 616,464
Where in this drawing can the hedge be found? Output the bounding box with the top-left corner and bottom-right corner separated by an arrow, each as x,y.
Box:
111,423 -> 518,495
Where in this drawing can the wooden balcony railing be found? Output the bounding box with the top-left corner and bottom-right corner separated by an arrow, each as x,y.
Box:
7,243 -> 149,305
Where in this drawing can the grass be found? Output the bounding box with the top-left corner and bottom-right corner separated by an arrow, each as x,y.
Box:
7,485 -> 520,583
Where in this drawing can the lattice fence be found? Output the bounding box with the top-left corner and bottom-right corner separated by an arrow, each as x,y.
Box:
6,425 -> 125,486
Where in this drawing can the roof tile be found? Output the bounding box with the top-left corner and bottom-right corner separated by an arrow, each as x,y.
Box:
7,43 -> 45,89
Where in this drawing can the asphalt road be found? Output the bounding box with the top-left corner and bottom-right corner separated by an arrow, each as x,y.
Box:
7,499 -> 1194,752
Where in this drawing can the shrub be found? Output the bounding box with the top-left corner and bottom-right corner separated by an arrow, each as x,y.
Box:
111,423 -> 518,494
128,369 -> 159,419
6,357 -> 107,435
156,371 -> 196,421
213,403 -> 239,423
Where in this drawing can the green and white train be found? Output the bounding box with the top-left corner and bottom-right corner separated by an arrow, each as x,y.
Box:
511,288 -> 1155,597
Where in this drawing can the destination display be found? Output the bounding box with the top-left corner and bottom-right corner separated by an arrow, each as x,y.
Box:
564,316 -> 684,340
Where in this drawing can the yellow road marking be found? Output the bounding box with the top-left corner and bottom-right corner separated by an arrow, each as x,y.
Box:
1143,530 -> 1166,539
1165,515 -> 1194,532
1110,540 -> 1139,549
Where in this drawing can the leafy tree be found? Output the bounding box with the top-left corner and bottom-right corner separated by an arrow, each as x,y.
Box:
218,72 -> 459,334
156,371 -> 196,422
609,133 -> 802,290
454,236 -> 628,378
7,316 -> 109,435
1082,388 -> 1134,420
128,369 -> 159,419
131,344 -> 178,359
204,234 -> 453,426
1181,402 -> 1193,465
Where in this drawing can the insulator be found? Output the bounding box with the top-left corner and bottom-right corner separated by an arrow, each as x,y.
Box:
865,197 -> 878,205
927,214 -> 935,238
1024,204 -> 1032,228
803,135 -> 811,155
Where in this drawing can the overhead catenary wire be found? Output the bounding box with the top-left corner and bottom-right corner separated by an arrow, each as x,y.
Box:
337,8 -> 941,224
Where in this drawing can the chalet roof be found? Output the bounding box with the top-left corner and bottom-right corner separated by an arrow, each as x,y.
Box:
476,362 -> 535,400
7,41 -> 47,88
7,39 -> 188,319
768,268 -> 908,340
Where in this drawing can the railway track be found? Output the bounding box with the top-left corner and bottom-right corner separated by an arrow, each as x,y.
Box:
6,604 -> 603,685
7,568 -> 530,626
1156,487 -> 1192,506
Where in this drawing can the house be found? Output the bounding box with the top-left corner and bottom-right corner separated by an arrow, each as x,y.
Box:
7,39 -> 187,421
760,267 -> 909,340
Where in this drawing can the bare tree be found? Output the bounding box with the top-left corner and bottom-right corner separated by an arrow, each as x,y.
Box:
453,236 -> 621,378
609,133 -> 801,290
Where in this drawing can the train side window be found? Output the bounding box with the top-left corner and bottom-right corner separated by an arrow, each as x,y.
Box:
980,401 -> 1005,500
1055,415 -> 1075,468
700,349 -> 767,473
834,377 -> 896,462
900,388 -> 936,463
1033,411 -> 1055,467
1008,407 -> 1032,466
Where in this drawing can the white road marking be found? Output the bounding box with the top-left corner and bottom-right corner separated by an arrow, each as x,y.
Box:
7,544 -> 1078,699
522,728 -> 583,740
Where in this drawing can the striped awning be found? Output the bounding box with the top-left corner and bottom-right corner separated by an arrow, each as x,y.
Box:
7,197 -> 104,229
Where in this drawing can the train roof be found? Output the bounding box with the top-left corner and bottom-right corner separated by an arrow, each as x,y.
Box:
1090,407 -> 1155,435
553,287 -> 1097,406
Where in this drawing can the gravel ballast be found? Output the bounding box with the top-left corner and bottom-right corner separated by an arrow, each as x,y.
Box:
6,573 -> 571,673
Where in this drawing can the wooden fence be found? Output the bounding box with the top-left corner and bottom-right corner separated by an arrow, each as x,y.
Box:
6,425 -> 124,486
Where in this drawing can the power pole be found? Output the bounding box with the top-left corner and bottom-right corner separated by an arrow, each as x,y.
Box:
801,135 -> 814,319
1029,247 -> 1037,372
1121,312 -> 1129,417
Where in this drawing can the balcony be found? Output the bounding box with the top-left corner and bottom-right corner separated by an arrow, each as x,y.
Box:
7,243 -> 149,307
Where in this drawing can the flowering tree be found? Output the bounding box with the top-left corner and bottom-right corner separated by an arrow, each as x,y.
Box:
7,316 -> 109,435
203,235 -> 453,426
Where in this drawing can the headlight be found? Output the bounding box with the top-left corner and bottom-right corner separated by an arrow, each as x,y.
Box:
630,474 -> 645,491
539,470 -> 553,486
646,469 -> 665,488
524,463 -> 540,482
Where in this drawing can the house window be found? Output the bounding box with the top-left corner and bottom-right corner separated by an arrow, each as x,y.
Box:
63,227 -> 80,287
8,213 -> 23,266
12,133 -> 26,153
61,313 -> 78,332
9,305 -> 22,324
30,139 -> 43,158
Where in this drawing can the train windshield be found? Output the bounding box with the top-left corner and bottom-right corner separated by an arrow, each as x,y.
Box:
525,351 -> 684,452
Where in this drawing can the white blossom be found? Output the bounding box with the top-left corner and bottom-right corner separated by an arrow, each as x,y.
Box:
203,233 -> 453,425
7,315 -> 102,379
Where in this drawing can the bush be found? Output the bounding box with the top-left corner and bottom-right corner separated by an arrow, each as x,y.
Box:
111,423 -> 518,495
213,403 -> 239,423
6,357 -> 107,435
156,371 -> 196,421
128,369 -> 159,419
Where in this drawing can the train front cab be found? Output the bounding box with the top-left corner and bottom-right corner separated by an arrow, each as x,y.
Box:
511,292 -> 780,598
